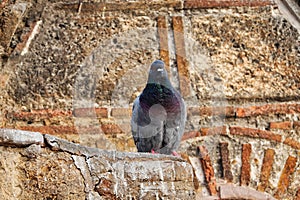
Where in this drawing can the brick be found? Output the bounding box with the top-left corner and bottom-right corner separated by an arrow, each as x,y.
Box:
9,109 -> 72,122
0,0 -> 9,9
197,146 -> 217,195
269,121 -> 292,130
181,131 -> 200,141
18,125 -> 77,135
274,156 -> 297,199
101,124 -> 123,134
157,16 -> 170,75
295,188 -> 300,200
184,0 -> 275,9
283,137 -> 300,150
229,127 -> 282,142
200,126 -> 227,136
236,103 -> 300,118
219,142 -> 233,182
294,121 -> 300,129
0,74 -> 9,88
57,1 -> 182,12
172,16 -> 191,98
240,143 -> 251,186
258,149 -> 275,192
73,107 -> 108,118
188,106 -> 235,117
110,108 -> 131,118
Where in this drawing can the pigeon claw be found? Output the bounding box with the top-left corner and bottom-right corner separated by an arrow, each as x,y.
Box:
172,151 -> 180,157
151,149 -> 157,154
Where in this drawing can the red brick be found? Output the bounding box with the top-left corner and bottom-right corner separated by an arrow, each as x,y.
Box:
269,121 -> 292,130
229,127 -> 282,142
188,106 -> 235,117
274,156 -> 297,199
283,137 -> 300,150
294,121 -> 300,129
172,16 -> 191,98
0,0 -> 9,9
240,143 -> 252,186
219,142 -> 233,182
236,103 -> 300,118
200,126 -> 227,136
18,125 -> 77,135
258,148 -> 275,192
101,124 -> 123,134
184,0 -> 275,9
181,131 -> 200,141
9,109 -> 72,122
295,188 -> 300,200
157,16 -> 171,75
73,107 -> 108,118
0,74 -> 9,88
57,1 -> 182,12
197,146 -> 217,195
110,108 -> 131,118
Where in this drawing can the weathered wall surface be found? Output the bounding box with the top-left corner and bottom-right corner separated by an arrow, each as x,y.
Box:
0,129 -> 195,199
0,0 -> 300,199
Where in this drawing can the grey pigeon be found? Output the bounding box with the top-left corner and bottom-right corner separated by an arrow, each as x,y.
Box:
131,60 -> 186,156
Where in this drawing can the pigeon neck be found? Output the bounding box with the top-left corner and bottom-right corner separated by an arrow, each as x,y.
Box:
147,78 -> 172,88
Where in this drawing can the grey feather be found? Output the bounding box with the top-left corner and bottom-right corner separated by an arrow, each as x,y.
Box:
131,60 -> 186,155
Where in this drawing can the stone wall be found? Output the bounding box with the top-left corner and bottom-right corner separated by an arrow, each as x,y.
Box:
0,0 -> 300,199
0,129 -> 195,199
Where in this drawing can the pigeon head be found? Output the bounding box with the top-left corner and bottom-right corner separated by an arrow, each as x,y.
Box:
147,60 -> 170,86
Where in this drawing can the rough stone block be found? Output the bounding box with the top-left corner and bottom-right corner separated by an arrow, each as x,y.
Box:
219,184 -> 276,200
0,128 -> 44,147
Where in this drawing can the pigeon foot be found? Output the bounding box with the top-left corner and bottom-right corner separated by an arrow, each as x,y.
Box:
172,151 -> 180,157
151,149 -> 158,154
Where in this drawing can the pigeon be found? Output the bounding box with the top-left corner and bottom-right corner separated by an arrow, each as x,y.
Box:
131,60 -> 186,156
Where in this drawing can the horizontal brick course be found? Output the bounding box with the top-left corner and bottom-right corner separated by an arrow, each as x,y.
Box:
184,0 -> 275,8
269,121 -> 292,130
236,103 -> 300,118
181,131 -> 200,140
283,137 -> 300,150
73,107 -> 108,118
57,0 -> 182,12
18,125 -> 77,135
8,109 -> 72,121
101,124 -> 124,135
229,127 -> 282,142
110,108 -> 132,118
187,106 -> 235,117
200,126 -> 227,136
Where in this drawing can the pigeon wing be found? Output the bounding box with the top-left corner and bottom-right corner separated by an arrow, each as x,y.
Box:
159,94 -> 186,154
131,96 -> 165,152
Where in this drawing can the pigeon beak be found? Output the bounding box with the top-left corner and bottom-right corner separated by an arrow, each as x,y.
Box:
157,68 -> 163,72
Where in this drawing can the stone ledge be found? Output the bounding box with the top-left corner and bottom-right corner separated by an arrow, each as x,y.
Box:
0,129 -> 195,199
0,128 -> 44,147
219,184 -> 276,200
